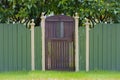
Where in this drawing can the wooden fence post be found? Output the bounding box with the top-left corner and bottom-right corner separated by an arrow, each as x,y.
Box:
85,18 -> 90,72
41,12 -> 45,71
74,13 -> 79,72
30,19 -> 35,71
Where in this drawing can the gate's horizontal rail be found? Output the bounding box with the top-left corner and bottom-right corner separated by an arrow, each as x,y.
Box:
46,38 -> 73,41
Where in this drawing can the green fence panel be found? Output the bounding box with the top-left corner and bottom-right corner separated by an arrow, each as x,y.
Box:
4,24 -> 9,71
116,24 -> 120,70
21,25 -> 27,70
111,24 -> 117,70
0,24 -> 4,71
26,27 -> 31,70
0,24 -> 32,72
17,24 -> 22,70
94,25 -> 99,70
104,24 -> 107,70
98,24 -> 103,70
12,24 -> 17,71
89,27 -> 94,70
1,23 -> 120,72
8,24 -> 13,71
89,23 -> 120,71
79,27 -> 86,70
0,24 -> 42,72
35,27 -> 42,70
107,24 -> 112,70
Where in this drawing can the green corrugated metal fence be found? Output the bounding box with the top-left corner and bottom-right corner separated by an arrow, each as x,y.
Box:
79,27 -> 86,70
34,27 -> 42,70
78,24 -> 120,71
0,23 -> 120,72
89,24 -> 120,71
0,24 -> 42,72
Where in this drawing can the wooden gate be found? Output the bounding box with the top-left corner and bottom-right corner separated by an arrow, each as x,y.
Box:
45,15 -> 75,71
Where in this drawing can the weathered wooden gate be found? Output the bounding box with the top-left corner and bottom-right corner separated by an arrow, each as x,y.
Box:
45,15 -> 75,71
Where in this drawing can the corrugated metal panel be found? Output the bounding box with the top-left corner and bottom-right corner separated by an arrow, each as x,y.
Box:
34,27 -> 42,70
0,24 -> 31,72
0,24 -> 4,71
79,27 -> 86,70
89,24 -> 120,71
1,23 -> 120,72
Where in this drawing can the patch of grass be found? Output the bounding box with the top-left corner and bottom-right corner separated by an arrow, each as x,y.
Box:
0,71 -> 120,80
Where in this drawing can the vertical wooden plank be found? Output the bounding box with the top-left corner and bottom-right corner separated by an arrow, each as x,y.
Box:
59,41 -> 61,69
51,41 -> 53,69
68,41 -> 71,70
56,41 -> 58,69
63,41 -> 65,69
55,41 -> 58,69
55,41 -> 57,70
55,40 -> 57,68
54,41 -> 57,69
53,41 -> 56,69
45,25 -> 47,70
66,41 -> 69,70
61,41 -> 63,69
64,41 -> 67,69
57,41 -> 60,69
72,42 -> 75,70
52,41 -> 54,69
51,41 -> 54,69
0,24 -> 4,72
52,41 -> 55,70
62,41 -> 64,69
69,42 -> 71,70
65,41 -> 68,70
64,41 -> 66,70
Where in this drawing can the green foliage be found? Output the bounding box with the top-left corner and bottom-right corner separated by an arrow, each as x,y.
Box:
0,0 -> 119,26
